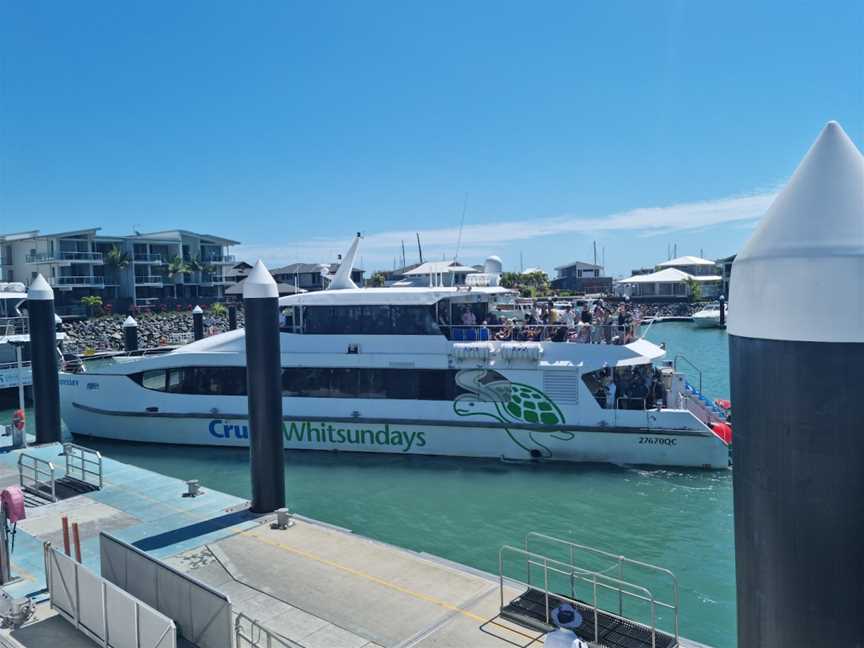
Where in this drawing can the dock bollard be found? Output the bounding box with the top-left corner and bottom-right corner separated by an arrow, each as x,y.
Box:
228,304 -> 237,331
728,121 -> 864,647
243,261 -> 285,513
123,315 -> 139,353
718,295 -> 725,327
27,275 -> 61,444
192,305 -> 204,341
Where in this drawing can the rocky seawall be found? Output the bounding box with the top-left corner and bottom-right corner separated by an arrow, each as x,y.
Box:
61,310 -> 245,354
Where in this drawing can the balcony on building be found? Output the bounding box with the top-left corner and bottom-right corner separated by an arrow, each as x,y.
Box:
26,251 -> 104,264
133,253 -> 165,264
135,275 -> 165,286
49,275 -> 106,288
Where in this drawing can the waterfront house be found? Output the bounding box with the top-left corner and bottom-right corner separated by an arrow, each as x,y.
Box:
615,255 -> 722,300
551,260 -> 612,294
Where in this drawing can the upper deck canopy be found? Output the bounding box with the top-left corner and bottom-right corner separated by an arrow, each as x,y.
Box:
278,286 -> 516,307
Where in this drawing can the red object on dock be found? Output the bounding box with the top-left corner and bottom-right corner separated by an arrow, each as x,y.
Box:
72,522 -> 81,563
714,399 -> 732,411
61,516 -> 70,556
0,487 -> 26,523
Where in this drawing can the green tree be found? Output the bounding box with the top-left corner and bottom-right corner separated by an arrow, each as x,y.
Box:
499,272 -> 521,289
367,272 -> 386,287
210,302 -> 227,317
684,276 -> 702,302
522,271 -> 550,297
80,295 -> 103,318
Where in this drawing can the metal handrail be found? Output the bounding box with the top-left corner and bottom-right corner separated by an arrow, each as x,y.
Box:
135,275 -> 164,284
673,354 -> 702,394
26,251 -> 103,263
0,317 -> 29,336
499,545 -> 659,647
64,443 -> 103,489
18,453 -> 57,502
441,323 -> 635,344
133,254 -> 164,263
524,532 -> 679,641
235,612 -> 304,648
49,276 -> 105,286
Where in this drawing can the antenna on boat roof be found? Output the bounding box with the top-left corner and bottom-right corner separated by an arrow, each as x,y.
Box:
401,240 -> 406,269
416,233 -> 423,264
454,193 -> 468,261
593,241 -> 597,266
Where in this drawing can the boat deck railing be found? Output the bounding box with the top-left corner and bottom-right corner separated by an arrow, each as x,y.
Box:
441,322 -> 641,344
498,544 -> 674,648
0,316 -> 29,338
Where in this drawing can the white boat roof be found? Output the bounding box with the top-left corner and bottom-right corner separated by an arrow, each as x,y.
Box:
279,286 -> 515,307
402,261 -> 479,276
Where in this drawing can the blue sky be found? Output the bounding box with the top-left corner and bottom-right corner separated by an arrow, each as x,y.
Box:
1,1 -> 862,276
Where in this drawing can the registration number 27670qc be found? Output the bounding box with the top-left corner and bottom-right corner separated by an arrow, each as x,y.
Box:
638,437 -> 677,446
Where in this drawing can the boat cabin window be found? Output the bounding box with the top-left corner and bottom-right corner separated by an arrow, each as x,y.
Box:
130,365 -> 511,402
282,367 -> 487,400
130,366 -> 248,396
581,365 -> 666,410
299,305 -> 439,335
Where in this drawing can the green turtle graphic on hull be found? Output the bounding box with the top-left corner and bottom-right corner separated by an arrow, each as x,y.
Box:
453,369 -> 574,457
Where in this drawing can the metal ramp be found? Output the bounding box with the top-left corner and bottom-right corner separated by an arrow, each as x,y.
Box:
17,443 -> 103,505
497,533 -> 680,648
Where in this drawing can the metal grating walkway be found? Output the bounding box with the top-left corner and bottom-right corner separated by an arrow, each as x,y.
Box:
501,588 -> 677,648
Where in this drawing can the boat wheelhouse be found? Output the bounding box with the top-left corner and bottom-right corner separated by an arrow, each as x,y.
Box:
59,239 -> 731,468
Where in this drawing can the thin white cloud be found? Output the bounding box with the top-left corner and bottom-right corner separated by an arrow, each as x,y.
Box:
236,188 -> 777,267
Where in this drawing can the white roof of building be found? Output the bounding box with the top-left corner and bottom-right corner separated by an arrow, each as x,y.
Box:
279,286 -> 514,306
729,121 -> 864,342
657,256 -> 717,267
403,261 -> 479,276
617,268 -> 721,284
553,260 -> 601,270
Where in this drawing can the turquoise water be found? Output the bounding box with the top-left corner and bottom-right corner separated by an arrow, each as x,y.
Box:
0,323 -> 735,647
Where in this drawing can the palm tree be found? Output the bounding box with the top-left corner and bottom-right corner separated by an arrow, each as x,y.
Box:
104,245 -> 130,271
166,256 -> 189,282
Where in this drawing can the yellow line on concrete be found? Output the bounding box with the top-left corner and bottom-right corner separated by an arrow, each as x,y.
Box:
244,529 -> 489,623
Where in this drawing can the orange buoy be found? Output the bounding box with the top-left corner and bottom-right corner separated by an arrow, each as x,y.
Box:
11,410 -> 25,431
715,399 -> 732,410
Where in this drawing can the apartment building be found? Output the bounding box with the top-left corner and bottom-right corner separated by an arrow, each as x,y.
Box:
0,228 -> 239,314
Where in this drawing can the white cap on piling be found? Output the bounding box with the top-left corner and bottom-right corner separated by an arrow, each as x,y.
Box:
242,260 -> 278,299
192,305 -> 203,314
729,121 -> 864,343
54,314 -> 63,325
123,316 -> 138,328
27,274 -> 54,301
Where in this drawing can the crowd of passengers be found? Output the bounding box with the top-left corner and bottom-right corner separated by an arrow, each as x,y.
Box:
585,365 -> 668,410
449,300 -> 641,344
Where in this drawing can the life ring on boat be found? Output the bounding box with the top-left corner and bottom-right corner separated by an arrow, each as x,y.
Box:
711,422 -> 732,445
714,399 -> 732,410
12,410 -> 25,432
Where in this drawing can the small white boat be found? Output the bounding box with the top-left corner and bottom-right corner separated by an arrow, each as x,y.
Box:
692,304 -> 726,328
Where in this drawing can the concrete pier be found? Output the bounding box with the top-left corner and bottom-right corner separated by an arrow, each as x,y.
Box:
0,443 -> 712,648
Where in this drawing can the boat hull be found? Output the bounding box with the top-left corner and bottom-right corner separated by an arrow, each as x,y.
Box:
63,401 -> 729,469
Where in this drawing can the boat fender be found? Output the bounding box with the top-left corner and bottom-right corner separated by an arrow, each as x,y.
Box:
11,410 -> 24,432
711,422 -> 733,445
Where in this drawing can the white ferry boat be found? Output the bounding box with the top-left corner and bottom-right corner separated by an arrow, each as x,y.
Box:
59,241 -> 730,468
